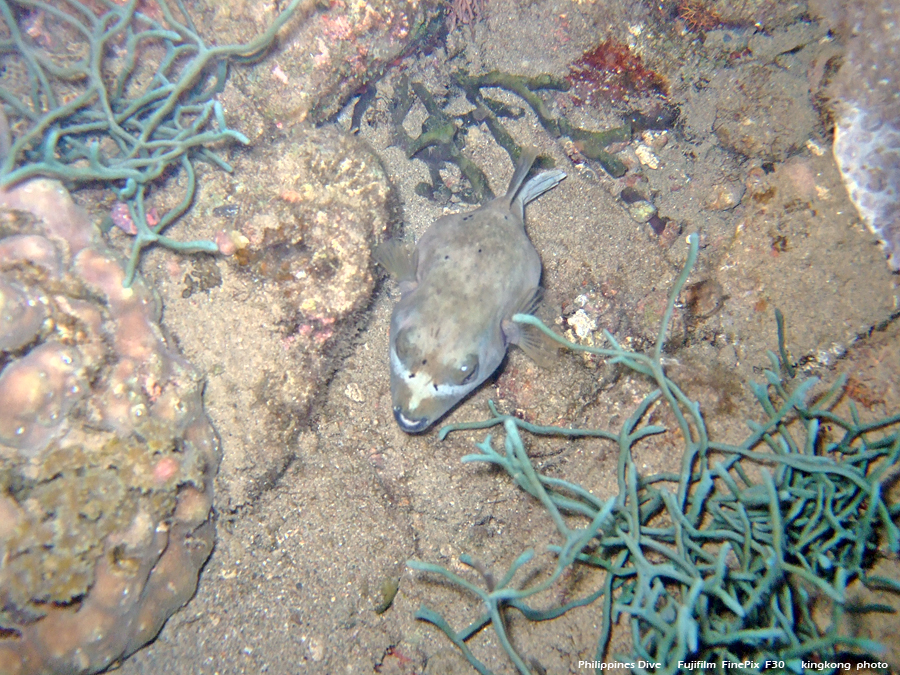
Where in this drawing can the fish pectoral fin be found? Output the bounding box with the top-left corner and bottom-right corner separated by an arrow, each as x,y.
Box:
502,288 -> 558,366
516,287 -> 543,317
502,317 -> 559,368
374,239 -> 417,283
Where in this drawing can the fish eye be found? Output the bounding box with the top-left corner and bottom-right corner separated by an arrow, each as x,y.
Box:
394,327 -> 415,362
454,354 -> 479,386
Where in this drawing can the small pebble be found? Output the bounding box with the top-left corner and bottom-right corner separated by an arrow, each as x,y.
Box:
627,200 -> 658,223
213,204 -> 240,218
703,182 -> 745,211
215,229 -> 249,256
619,186 -> 645,204
635,144 -> 660,169
567,309 -> 596,339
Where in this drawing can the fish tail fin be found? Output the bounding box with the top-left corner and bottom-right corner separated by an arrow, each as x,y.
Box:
520,169 -> 567,206
505,148 -> 566,220
513,169 -> 567,219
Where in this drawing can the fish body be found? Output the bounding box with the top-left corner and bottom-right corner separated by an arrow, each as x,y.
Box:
378,151 -> 565,433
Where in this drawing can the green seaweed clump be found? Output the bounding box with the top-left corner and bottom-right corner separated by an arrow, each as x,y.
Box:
0,0 -> 306,285
409,235 -> 900,674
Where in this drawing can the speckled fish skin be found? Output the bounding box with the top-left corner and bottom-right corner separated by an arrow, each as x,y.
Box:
383,151 -> 565,433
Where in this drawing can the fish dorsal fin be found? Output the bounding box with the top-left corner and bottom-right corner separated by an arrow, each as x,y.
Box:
502,288 -> 560,367
374,239 -> 417,283
503,148 -> 539,206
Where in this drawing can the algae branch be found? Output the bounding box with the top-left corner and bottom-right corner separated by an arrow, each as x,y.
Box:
0,0 -> 309,285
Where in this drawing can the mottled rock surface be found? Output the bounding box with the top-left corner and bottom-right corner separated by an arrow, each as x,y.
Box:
144,125 -> 396,511
712,63 -> 817,161
200,0 -> 444,125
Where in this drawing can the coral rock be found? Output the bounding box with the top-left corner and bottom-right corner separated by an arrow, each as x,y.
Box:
0,278 -> 48,352
197,125 -> 394,509
825,0 -> 900,271
0,179 -> 221,674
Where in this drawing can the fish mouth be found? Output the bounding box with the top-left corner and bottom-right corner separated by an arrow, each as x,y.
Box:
393,407 -> 431,434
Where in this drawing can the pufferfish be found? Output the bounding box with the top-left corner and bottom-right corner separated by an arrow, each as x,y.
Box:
376,149 -> 566,433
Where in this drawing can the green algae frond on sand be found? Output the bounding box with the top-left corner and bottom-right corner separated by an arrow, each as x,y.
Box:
387,70 -> 632,205
0,0 -> 308,286
409,235 -> 900,675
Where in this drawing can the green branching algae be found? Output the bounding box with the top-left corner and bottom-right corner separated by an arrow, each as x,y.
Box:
453,70 -> 630,176
390,74 -> 493,203
409,235 -> 900,675
390,69 -> 631,204
0,0 -> 307,285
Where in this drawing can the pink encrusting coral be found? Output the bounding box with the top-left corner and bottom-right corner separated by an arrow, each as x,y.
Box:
109,201 -> 138,235
0,275 -> 49,352
0,179 -> 220,674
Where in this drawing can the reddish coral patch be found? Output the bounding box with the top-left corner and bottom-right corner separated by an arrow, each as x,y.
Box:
566,38 -> 667,106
